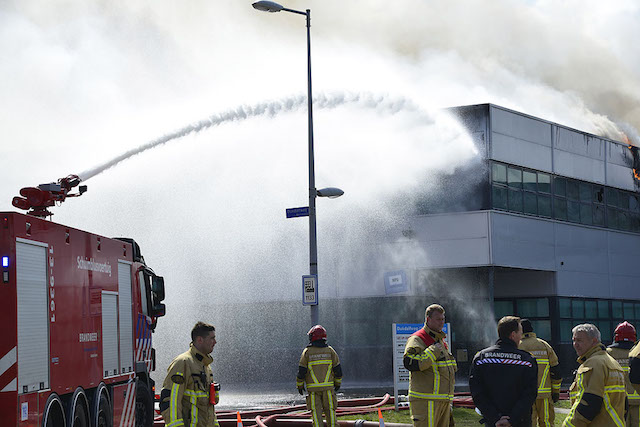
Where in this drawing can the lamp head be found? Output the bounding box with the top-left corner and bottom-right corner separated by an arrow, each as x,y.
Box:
252,1 -> 284,12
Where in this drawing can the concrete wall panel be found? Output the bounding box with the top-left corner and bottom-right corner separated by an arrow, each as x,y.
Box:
553,149 -> 605,183
491,107 -> 552,146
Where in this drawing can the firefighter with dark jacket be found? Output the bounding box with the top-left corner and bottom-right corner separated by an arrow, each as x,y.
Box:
470,316 -> 538,427
160,321 -> 220,427
564,323 -> 626,427
608,322 -> 640,427
403,304 -> 457,427
518,319 -> 562,427
297,325 -> 343,427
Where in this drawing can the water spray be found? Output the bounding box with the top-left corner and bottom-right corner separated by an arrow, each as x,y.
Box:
77,92 -> 434,182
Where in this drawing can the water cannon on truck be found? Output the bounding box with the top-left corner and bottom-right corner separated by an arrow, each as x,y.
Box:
1,175 -> 166,426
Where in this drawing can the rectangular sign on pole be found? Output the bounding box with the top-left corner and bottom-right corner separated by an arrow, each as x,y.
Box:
302,275 -> 318,305
392,322 -> 451,410
286,207 -> 310,218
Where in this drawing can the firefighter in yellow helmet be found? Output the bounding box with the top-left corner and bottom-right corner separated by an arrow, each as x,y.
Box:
518,319 -> 562,427
403,304 -> 457,427
608,321 -> 640,427
563,324 -> 627,427
296,325 -> 343,427
160,321 -> 220,427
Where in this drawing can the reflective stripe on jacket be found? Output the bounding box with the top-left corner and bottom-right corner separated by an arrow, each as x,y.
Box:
564,344 -> 626,427
403,325 -> 457,401
161,344 -> 219,427
519,333 -> 561,398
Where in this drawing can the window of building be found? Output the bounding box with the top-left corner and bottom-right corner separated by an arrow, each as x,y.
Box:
492,163 -> 507,184
489,161 -> 640,234
523,170 -> 537,192
538,195 -> 551,218
567,200 -> 580,223
559,298 -> 571,318
508,188 -> 523,212
585,300 -> 597,318
494,300 -> 514,319
538,173 -> 551,194
554,177 -> 566,197
624,302 -> 635,319
567,180 -> 580,201
508,167 -> 522,188
532,320 -> 551,341
598,321 -> 612,343
523,192 -> 537,215
612,301 -> 623,318
517,298 -> 549,317
572,300 -> 585,318
580,203 -> 593,225
492,185 -> 508,210
555,198 -> 567,220
598,300 -> 609,318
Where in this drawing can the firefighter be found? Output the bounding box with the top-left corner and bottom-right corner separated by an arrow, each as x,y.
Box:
608,321 -> 640,427
518,319 -> 562,427
470,316 -> 538,427
296,325 -> 343,427
403,304 -> 457,427
160,321 -> 219,427
563,324 -> 626,427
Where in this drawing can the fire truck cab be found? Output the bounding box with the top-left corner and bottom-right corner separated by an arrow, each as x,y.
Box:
0,212 -> 165,427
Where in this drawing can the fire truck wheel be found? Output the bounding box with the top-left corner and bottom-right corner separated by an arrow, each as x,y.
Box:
135,381 -> 153,427
97,393 -> 113,427
70,401 -> 88,427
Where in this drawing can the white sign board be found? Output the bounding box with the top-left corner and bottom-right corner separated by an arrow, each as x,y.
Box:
302,275 -> 318,306
392,322 -> 451,410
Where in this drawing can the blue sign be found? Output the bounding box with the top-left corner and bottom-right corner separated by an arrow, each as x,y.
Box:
384,270 -> 409,295
286,207 -> 309,218
394,323 -> 449,335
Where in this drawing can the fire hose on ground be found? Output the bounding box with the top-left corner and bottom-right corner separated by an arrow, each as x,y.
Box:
153,392 -> 570,427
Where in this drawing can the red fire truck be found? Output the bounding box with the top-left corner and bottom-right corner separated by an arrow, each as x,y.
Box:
0,176 -> 166,426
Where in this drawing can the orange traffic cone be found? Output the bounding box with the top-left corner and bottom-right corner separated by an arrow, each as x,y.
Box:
378,408 -> 385,427
237,411 -> 243,427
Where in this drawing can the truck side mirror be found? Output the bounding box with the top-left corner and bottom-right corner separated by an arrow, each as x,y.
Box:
151,276 -> 165,302
151,303 -> 166,318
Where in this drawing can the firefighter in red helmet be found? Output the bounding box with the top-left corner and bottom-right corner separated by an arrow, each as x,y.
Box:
296,325 -> 343,427
608,321 -> 639,427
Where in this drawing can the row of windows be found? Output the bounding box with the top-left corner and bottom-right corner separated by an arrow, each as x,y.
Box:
491,162 -> 640,233
494,297 -> 640,344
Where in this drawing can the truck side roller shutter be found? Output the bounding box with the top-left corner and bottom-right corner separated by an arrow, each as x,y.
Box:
118,261 -> 133,374
102,292 -> 119,377
16,240 -> 49,393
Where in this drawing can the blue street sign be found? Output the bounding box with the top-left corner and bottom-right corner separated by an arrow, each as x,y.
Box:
286,207 -> 310,218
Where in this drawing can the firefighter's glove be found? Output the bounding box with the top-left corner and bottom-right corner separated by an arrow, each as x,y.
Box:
334,384 -> 340,392
552,393 -> 560,403
298,387 -> 305,395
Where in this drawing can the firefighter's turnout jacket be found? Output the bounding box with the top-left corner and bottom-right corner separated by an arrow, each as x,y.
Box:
630,343 -> 640,394
161,344 -> 219,427
564,344 -> 627,427
469,338 -> 538,427
519,332 -> 562,399
296,342 -> 342,392
403,325 -> 457,402
608,343 -> 640,407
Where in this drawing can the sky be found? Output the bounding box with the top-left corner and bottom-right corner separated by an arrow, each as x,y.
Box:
2,0 -> 640,372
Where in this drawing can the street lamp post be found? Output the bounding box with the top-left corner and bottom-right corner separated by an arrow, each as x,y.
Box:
252,1 -> 342,327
